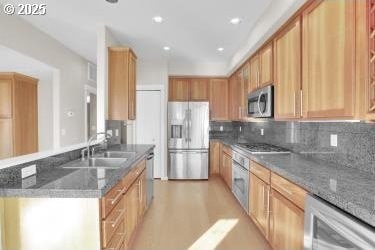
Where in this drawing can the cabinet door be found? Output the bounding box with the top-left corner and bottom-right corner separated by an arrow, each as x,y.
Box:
125,182 -> 139,245
302,0 -> 355,118
259,43 -> 273,87
274,17 -> 302,119
13,79 -> 38,156
169,78 -> 190,101
209,79 -> 229,121
128,52 -> 137,120
249,173 -> 270,239
270,189 -> 304,250
138,171 -> 147,218
0,119 -> 13,159
249,56 -> 259,92
0,79 -> 12,118
242,63 -> 250,119
190,78 -> 209,101
228,74 -> 239,120
221,152 -> 232,188
209,141 -> 221,175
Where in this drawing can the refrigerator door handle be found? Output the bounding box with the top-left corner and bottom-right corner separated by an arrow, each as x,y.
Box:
184,109 -> 189,142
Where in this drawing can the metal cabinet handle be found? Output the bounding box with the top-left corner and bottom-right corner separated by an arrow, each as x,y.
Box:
106,209 -> 125,228
110,187 -> 126,205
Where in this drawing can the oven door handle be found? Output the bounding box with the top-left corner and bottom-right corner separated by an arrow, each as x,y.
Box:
257,91 -> 264,116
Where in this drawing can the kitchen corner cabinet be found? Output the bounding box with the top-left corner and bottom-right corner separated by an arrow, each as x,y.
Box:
209,78 -> 229,120
168,78 -> 190,101
302,0 -> 356,119
108,47 -> 137,120
0,73 -> 38,159
274,17 -> 302,120
209,140 -> 221,175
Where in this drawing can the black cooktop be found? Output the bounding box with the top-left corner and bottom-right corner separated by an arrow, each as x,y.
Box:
235,143 -> 290,154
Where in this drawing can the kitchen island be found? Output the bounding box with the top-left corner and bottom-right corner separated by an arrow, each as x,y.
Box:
0,144 -> 154,250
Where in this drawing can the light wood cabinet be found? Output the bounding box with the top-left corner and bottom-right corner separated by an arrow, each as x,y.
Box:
221,148 -> 232,188
249,173 -> 270,240
270,189 -> 304,250
108,47 -> 137,121
367,0 -> 375,121
138,170 -> 147,218
190,78 -> 209,101
229,74 -> 239,120
124,178 -> 139,247
209,141 -> 221,175
108,47 -> 137,120
0,73 -> 38,159
242,62 -> 250,119
274,17 -> 302,119
249,56 -> 259,93
302,0 -> 356,119
168,78 -> 190,101
209,78 -> 229,120
259,43 -> 273,87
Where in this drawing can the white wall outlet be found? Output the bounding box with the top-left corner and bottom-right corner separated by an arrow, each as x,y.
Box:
239,126 -> 242,132
330,134 -> 338,147
22,165 -> 36,179
107,129 -> 113,137
115,129 -> 119,137
329,178 -> 337,192
219,126 -> 224,131
260,129 -> 264,136
61,129 -> 66,136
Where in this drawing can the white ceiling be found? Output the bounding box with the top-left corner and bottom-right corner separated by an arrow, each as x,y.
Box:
3,0 -> 274,70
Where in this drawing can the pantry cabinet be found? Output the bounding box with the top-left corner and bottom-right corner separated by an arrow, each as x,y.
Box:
209,78 -> 229,120
302,0 -> 356,119
274,17 -> 302,119
108,47 -> 137,120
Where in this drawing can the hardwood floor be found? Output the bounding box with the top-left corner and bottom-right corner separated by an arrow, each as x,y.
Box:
131,176 -> 271,250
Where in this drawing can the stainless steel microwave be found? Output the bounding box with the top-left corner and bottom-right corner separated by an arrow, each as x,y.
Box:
247,85 -> 273,118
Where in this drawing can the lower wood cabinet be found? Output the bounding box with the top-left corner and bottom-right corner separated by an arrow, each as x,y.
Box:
269,189 -> 304,250
209,141 -> 221,175
220,146 -> 232,188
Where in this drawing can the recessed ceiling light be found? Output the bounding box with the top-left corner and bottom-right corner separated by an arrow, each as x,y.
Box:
153,16 -> 163,23
163,46 -> 171,51
217,47 -> 224,52
106,0 -> 118,3
230,17 -> 242,25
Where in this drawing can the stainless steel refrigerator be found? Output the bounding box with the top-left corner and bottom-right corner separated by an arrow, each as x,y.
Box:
168,102 -> 209,180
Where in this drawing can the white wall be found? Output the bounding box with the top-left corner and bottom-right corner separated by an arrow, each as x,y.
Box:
0,11 -> 94,148
96,25 -> 120,133
168,61 -> 227,77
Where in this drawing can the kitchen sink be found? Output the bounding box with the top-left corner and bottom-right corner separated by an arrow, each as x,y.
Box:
63,157 -> 127,169
101,151 -> 136,158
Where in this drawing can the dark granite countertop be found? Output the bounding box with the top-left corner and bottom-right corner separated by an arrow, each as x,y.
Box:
0,144 -> 154,198
215,138 -> 375,228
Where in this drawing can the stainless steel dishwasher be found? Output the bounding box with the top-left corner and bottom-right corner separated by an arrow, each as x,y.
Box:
146,151 -> 154,208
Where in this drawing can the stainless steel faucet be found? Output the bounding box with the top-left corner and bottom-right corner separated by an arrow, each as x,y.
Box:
81,132 -> 112,161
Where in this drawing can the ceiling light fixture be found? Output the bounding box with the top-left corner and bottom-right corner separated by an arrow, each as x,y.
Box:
153,16 -> 163,23
217,47 -> 224,52
163,46 -> 171,51
106,0 -> 118,3
230,17 -> 242,25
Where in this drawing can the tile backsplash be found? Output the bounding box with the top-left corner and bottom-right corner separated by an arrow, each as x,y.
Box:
211,120 -> 375,174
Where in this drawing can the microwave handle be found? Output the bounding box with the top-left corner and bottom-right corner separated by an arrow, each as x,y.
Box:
257,91 -> 264,116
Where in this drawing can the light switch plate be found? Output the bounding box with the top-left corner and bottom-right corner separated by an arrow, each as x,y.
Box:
330,134 -> 338,147
22,165 -> 36,179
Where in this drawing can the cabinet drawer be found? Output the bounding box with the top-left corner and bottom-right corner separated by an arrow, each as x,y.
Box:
102,197 -> 125,248
250,161 -> 270,184
222,145 -> 232,156
122,159 -> 146,194
103,221 -> 126,250
271,173 -> 307,210
101,180 -> 126,219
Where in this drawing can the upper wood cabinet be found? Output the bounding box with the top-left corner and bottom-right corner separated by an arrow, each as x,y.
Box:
209,78 -> 229,121
190,78 -> 209,101
168,78 -> 190,101
108,47 -> 137,120
229,74 -> 239,121
302,0 -> 356,119
0,73 -> 38,159
249,56 -> 259,93
259,42 -> 273,87
274,17 -> 302,120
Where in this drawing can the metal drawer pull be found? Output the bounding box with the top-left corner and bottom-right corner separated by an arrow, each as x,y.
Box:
107,209 -> 125,228
278,184 -> 293,196
109,187 -> 126,205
